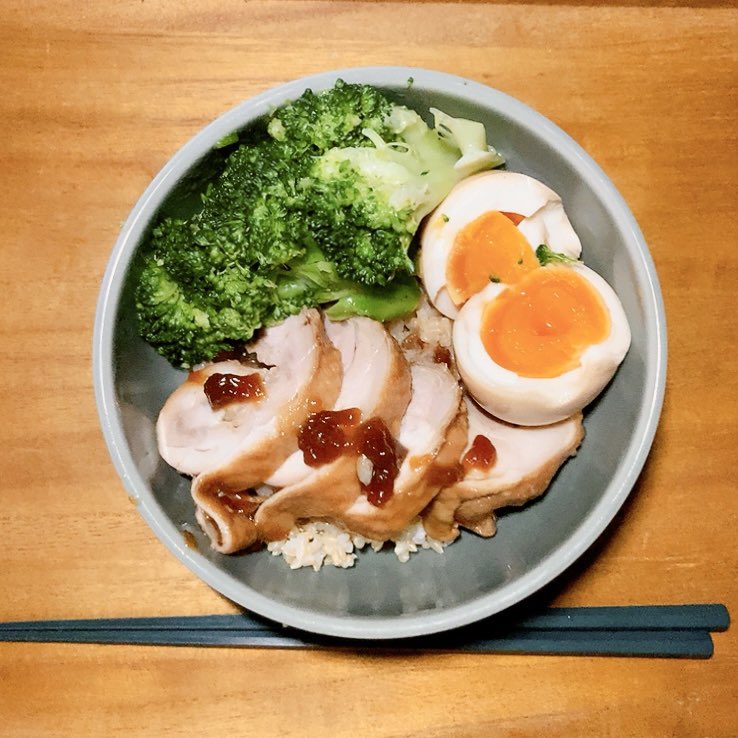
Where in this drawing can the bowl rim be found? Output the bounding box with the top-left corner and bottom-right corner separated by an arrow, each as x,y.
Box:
93,65 -> 667,640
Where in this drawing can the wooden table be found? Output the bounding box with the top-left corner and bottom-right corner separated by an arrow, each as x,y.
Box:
2,1 -> 736,734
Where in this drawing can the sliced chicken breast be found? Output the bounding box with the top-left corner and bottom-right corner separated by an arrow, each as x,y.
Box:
157,360 -> 268,477
158,309 -> 341,481
195,488 -> 272,555
255,320 -> 413,542
340,362 -> 467,541
264,316 -> 407,488
157,309 -> 342,553
257,361 -> 465,543
423,396 -> 584,541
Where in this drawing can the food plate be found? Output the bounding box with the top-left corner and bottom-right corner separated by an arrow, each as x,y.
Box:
93,66 -> 666,639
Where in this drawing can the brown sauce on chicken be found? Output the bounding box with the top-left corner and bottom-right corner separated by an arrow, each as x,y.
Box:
408,454 -> 433,472
297,408 -> 361,466
216,489 -> 262,517
212,343 -> 269,366
203,372 -> 265,410
462,434 -> 497,472
426,462 -> 464,486
354,418 -> 398,508
297,409 -> 399,508
433,345 -> 453,368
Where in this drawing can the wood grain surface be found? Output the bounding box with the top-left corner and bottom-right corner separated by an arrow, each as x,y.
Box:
1,1 -> 736,735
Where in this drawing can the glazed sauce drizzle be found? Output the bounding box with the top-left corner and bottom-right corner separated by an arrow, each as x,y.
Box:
433,345 -> 453,368
354,418 -> 398,508
203,372 -> 265,410
297,409 -> 399,508
298,408 -> 361,466
213,343 -> 273,368
217,489 -> 262,516
426,462 -> 464,487
462,434 -> 497,472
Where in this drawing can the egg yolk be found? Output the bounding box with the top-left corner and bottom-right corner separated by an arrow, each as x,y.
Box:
481,266 -> 610,378
446,211 -> 538,306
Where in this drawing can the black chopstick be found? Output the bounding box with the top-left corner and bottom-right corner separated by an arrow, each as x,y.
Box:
0,604 -> 728,634
500,603 -> 730,631
0,626 -> 715,658
0,605 -> 727,658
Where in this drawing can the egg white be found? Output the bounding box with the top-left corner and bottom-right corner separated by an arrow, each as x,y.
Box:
420,171 -> 582,319
453,263 -> 631,426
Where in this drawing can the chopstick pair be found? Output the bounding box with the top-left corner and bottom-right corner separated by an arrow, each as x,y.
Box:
0,604 -> 728,658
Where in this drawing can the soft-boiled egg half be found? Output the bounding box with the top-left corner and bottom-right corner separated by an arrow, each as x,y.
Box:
419,168 -> 630,425
453,262 -> 631,426
420,171 -> 582,319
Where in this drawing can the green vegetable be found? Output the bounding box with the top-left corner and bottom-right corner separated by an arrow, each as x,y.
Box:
136,254 -> 276,369
303,101 -> 503,285
213,131 -> 239,149
136,80 -> 502,367
536,244 -> 579,267
272,239 -> 421,324
323,274 -> 421,322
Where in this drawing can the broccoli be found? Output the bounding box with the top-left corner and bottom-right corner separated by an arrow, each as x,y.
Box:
136,80 -> 503,368
266,80 -> 395,154
304,105 -> 504,285
136,258 -> 276,368
535,243 -> 579,267
273,240 -> 421,323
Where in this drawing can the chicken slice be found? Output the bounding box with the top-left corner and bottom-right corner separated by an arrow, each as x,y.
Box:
156,309 -> 342,553
422,396 -> 584,541
157,359 -> 270,478
264,316 -> 404,488
257,361 -> 466,543
255,320 -> 413,542
339,362 -> 466,540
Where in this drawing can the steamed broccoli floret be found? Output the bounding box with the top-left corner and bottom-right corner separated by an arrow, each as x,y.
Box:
301,105 -> 504,285
272,240 -> 421,321
267,79 -> 396,153
322,273 -> 421,322
136,259 -> 275,368
194,140 -> 308,270
135,80 -> 501,367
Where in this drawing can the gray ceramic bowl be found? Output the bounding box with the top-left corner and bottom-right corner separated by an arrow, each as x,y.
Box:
93,66 -> 666,639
